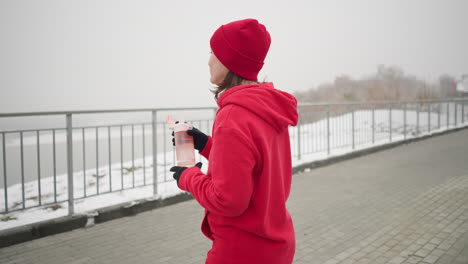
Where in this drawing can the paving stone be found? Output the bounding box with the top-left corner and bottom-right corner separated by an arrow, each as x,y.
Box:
414,248 -> 432,258
422,243 -> 437,251
388,256 -> 407,264
406,256 -> 423,264
422,254 -> 441,264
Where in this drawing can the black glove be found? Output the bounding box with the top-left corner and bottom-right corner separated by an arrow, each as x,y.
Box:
170,162 -> 203,186
187,127 -> 209,152
172,125 -> 209,152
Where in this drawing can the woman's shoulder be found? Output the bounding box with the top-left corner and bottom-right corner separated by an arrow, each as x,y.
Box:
216,104 -> 258,127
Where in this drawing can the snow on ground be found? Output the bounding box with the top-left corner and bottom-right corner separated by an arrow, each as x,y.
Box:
0,151 -> 208,230
1,108 -> 467,230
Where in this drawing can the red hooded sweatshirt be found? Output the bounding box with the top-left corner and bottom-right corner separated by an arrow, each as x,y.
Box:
179,82 -> 298,264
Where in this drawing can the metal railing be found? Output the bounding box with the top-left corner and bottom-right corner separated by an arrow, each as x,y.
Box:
0,98 -> 467,216
0,107 -> 217,216
291,98 -> 467,160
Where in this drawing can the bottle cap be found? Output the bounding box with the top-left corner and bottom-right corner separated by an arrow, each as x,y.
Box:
166,115 -> 193,132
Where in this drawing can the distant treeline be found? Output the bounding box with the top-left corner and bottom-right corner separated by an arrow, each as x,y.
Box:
294,65 -> 463,103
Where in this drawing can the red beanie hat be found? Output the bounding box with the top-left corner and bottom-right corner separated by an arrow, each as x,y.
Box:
210,18 -> 271,81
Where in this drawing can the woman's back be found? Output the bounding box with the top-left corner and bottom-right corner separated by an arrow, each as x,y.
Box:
202,82 -> 298,263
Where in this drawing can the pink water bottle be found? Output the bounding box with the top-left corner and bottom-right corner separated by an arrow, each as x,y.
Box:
167,116 -> 196,167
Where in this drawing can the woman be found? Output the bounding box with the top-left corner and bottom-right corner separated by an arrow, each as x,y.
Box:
170,18 -> 298,264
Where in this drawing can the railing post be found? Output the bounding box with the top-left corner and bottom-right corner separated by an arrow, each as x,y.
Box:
389,103 -> 392,142
352,105 -> 355,150
438,102 -> 441,129
416,103 -> 420,135
372,104 -> 375,144
428,103 -> 431,132
108,126 -> 112,191
2,133 -> 8,213
327,105 -> 330,155
96,128 -> 99,194
462,101 -> 465,125
403,103 -> 407,139
66,113 -> 74,215
20,132 -> 25,209
297,113 -> 301,160
463,100 -> 465,124
152,110 -> 158,196
447,101 -> 450,128
454,101 -> 458,127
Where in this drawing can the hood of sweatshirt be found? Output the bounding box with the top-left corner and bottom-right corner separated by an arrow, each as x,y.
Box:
217,82 -> 298,131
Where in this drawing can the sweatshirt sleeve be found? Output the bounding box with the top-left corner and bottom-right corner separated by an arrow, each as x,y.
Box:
179,127 -> 256,217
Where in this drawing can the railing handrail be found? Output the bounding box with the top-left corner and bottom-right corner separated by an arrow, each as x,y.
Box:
0,106 -> 219,118
297,98 -> 468,107
0,118 -> 217,134
2,98 -> 467,118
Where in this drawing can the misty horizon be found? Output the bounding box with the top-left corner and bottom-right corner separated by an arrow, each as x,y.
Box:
1,0 -> 467,113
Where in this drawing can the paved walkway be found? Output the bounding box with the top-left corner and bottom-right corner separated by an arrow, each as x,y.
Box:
1,129 -> 468,264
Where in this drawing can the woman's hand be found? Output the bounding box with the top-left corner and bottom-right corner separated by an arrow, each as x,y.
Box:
172,125 -> 209,152
170,162 -> 202,186
187,127 -> 209,152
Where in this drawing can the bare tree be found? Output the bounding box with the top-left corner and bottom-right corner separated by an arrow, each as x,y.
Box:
294,65 -> 449,103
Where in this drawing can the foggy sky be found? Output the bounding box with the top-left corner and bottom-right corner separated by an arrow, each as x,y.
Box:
1,0 -> 467,113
